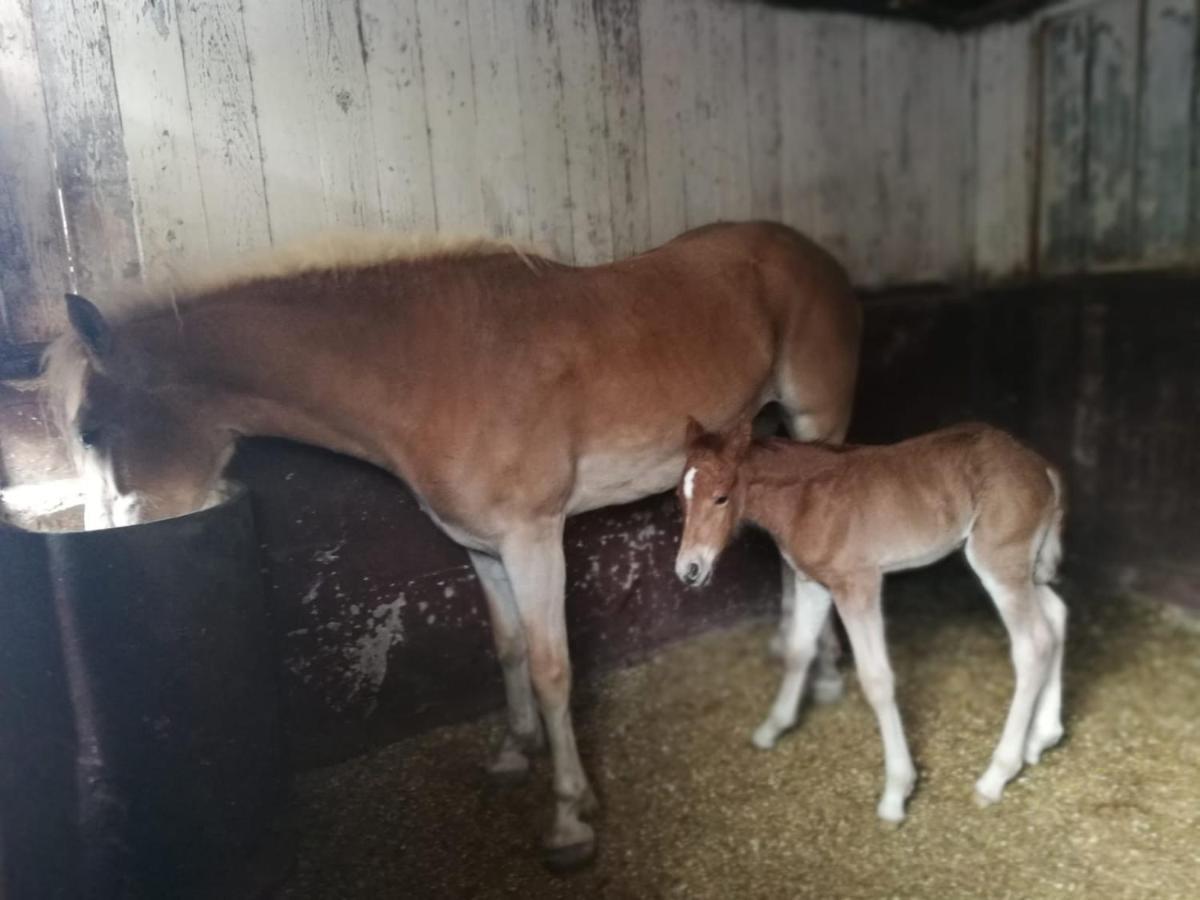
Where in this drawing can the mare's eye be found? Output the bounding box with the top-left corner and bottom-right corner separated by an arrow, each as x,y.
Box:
78,427 -> 102,448
714,495 -> 729,506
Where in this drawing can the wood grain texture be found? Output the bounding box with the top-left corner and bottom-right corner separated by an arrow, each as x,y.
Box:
513,0 -> 574,258
973,19 -> 1035,278
1039,11 -> 1090,274
30,0 -> 141,294
1085,0 -> 1139,267
104,0 -> 210,276
707,0 -> 752,222
745,3 -> 782,221
595,0 -> 651,258
639,0 -> 689,246
175,0 -> 271,256
0,0 -> 68,342
1137,0 -> 1194,263
360,0 -> 438,232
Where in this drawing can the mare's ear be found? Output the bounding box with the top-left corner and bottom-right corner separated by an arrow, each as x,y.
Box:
65,293 -> 113,361
685,416 -> 705,446
728,415 -> 754,459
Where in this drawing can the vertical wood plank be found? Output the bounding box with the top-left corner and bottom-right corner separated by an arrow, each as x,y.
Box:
708,0 -> 752,222
639,0 -> 688,245
416,0 -> 484,234
513,0 -> 574,258
745,3 -> 782,221
360,0 -> 438,232
103,0 -> 210,277
595,0 -> 651,257
1137,0 -> 1194,262
0,0 -> 69,341
973,19 -> 1035,279
678,0 -> 712,229
242,1 -> 322,243
30,0 -> 141,293
778,11 -> 820,241
300,0 -> 382,230
557,0 -> 614,263
1086,0 -> 1139,267
929,29 -> 976,282
466,0 -> 531,241
1039,11 -> 1090,274
176,0 -> 271,256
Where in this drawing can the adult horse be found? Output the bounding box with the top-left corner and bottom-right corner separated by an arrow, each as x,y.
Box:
45,221 -> 861,866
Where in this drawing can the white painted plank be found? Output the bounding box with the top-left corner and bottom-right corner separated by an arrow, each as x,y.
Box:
0,0 -> 69,342
745,3 -> 782,221
512,1 -> 574,258
707,0 -> 752,222
639,0 -> 688,245
241,0 -> 322,244
928,29 -> 976,282
30,0 -> 141,294
973,20 -> 1035,278
417,0 -> 484,234
557,0 -> 614,263
595,0 -> 651,257
176,0 -> 271,257
359,0 -> 438,232
1137,0 -> 1195,263
777,11 -> 820,240
466,0 -> 531,242
299,0 -> 383,231
1038,11 -> 1089,274
1085,0 -> 1139,266
103,0 -> 210,278
678,0 -> 713,229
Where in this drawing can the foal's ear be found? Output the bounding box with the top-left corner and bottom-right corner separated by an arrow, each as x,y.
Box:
685,416 -> 705,445
728,415 -> 754,458
65,293 -> 113,360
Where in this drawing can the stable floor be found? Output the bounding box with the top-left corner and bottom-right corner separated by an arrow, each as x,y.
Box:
279,567 -> 1200,899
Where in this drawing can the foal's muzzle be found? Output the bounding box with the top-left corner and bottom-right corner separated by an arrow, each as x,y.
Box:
674,549 -> 715,588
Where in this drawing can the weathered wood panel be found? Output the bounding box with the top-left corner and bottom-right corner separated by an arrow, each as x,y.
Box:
360,0 -> 438,232
175,0 -> 271,256
707,0 -> 752,222
745,4 -> 783,220
639,0 -> 690,246
1038,12 -> 1090,273
0,0 -> 68,342
1137,0 -> 1194,263
30,0 -> 141,293
104,0 -> 210,276
973,19 -> 1035,278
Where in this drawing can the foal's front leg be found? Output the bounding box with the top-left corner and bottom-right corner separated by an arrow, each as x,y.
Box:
468,550 -> 544,781
772,562 -> 844,704
500,525 -> 596,868
834,573 -> 917,823
754,578 -> 834,749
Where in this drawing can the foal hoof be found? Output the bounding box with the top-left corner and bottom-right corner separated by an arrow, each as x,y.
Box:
767,632 -> 786,659
485,749 -> 531,785
542,836 -> 596,872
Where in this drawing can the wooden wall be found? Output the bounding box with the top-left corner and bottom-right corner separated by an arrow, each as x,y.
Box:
0,0 -> 978,347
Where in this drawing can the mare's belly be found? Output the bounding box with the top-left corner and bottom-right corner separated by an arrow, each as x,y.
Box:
567,448 -> 685,515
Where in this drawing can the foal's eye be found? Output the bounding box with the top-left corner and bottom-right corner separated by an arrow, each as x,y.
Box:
714,495 -> 729,506
78,427 -> 102,448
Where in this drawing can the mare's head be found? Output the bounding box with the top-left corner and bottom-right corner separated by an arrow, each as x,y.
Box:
45,294 -> 235,529
674,416 -> 753,587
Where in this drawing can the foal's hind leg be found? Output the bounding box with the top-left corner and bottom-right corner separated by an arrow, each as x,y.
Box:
965,539 -> 1055,805
1025,585 -> 1067,764
469,551 -> 544,781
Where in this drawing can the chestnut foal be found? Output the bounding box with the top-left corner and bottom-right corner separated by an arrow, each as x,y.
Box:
674,419 -> 1067,822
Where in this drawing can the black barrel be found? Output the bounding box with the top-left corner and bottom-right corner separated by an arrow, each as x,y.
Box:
0,484 -> 289,899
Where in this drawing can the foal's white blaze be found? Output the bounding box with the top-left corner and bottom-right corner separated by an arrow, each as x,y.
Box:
682,467 -> 696,502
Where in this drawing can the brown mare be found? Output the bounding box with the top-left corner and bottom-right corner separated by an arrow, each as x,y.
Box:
45,222 -> 861,866
675,420 -> 1067,823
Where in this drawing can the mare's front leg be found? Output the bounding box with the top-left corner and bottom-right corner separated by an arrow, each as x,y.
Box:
500,523 -> 596,869
468,550 -> 544,781
754,577 -> 833,749
833,572 -> 917,823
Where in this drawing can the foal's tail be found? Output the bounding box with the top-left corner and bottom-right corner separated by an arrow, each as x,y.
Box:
1033,466 -> 1066,585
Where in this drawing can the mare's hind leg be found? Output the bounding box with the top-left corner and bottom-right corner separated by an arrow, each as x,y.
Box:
965,537 -> 1056,805
1025,585 -> 1067,764
500,524 -> 596,869
753,578 -> 833,749
468,551 -> 544,781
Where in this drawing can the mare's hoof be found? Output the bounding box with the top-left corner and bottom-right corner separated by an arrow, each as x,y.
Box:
542,837 -> 596,872
485,749 -> 531,785
810,676 -> 845,705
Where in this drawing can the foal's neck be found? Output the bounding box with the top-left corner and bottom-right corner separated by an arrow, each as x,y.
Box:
738,440 -> 844,538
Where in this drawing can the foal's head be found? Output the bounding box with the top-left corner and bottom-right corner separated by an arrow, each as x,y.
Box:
45,295 -> 234,529
674,416 -> 753,587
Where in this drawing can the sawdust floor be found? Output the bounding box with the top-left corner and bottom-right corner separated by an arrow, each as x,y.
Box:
278,568 -> 1200,899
